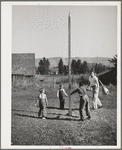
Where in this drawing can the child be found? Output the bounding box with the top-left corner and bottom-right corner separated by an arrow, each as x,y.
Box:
38,88 -> 48,119
88,70 -> 102,110
70,82 -> 91,121
92,83 -> 102,109
57,84 -> 68,109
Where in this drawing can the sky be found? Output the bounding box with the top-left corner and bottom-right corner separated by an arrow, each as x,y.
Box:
12,5 -> 117,58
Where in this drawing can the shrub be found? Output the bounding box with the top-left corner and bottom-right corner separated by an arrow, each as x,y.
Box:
76,74 -> 89,85
55,74 -> 89,85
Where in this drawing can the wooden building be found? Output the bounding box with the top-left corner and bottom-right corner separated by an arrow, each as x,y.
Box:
12,53 -> 35,85
97,69 -> 116,86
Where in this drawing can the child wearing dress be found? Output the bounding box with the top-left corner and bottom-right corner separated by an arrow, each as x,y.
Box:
88,70 -> 102,110
57,84 -> 68,109
38,88 -> 48,119
92,83 -> 102,109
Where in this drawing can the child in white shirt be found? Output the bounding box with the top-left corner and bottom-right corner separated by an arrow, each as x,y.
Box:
38,88 -> 48,119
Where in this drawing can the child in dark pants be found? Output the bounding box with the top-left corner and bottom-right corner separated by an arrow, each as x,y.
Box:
70,82 -> 91,121
57,84 -> 68,109
38,88 -> 48,119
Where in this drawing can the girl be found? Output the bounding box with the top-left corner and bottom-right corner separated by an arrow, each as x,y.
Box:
89,70 -> 102,110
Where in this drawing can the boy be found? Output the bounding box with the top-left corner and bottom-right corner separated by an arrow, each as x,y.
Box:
57,84 -> 68,109
70,82 -> 91,121
38,88 -> 48,119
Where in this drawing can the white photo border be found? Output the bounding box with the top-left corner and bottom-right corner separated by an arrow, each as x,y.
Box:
1,1 -> 121,149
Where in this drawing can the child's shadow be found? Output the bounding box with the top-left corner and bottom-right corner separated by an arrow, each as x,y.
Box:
14,113 -> 37,119
47,112 -> 79,118
47,106 -> 69,110
47,106 -> 79,111
46,116 -> 79,121
14,113 -> 79,121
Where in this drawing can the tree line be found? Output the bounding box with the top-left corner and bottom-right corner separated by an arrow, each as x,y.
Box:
108,55 -> 117,85
37,57 -> 50,74
58,58 -> 108,75
36,55 -> 117,85
36,57 -> 116,77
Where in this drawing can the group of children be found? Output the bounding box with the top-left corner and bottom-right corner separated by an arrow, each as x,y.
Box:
35,70 -> 103,121
36,81 -> 93,121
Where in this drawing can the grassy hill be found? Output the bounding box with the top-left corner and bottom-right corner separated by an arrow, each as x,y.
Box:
12,75 -> 117,146
35,57 -> 112,68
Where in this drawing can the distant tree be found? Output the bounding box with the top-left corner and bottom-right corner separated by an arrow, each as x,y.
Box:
94,63 -> 98,73
71,59 -> 77,74
94,63 -> 107,74
97,63 -> 102,73
46,59 -> 50,68
45,58 -> 50,73
38,57 -> 50,74
101,65 -> 106,72
38,60 -> 44,74
82,61 -> 89,73
90,63 -> 96,73
80,63 -> 83,74
58,58 -> 64,74
76,59 -> 82,74
108,55 -> 117,70
64,65 -> 68,75
108,55 -> 117,85
88,63 -> 92,71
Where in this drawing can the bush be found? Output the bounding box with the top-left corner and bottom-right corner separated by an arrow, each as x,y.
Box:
56,76 -> 69,84
55,74 -> 89,85
76,74 -> 89,85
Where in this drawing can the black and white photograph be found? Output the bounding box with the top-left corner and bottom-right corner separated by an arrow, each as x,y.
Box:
1,1 -> 121,149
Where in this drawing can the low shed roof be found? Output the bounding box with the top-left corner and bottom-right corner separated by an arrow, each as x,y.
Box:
97,69 -> 112,77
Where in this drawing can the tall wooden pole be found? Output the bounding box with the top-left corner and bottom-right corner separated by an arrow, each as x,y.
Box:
68,12 -> 72,116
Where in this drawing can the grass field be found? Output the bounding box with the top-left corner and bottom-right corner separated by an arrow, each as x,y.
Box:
12,75 -> 117,146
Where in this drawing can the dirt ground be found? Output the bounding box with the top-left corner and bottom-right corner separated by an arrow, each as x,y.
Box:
12,82 -> 117,146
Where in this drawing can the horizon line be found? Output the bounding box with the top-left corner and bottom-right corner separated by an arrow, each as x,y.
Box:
35,56 -> 113,59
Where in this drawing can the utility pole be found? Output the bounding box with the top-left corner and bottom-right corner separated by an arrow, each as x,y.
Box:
68,12 -> 72,116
